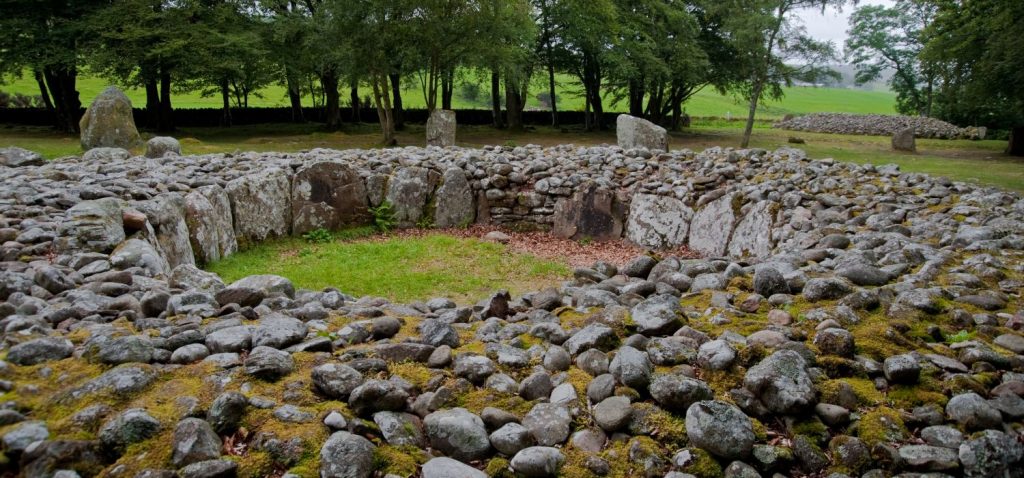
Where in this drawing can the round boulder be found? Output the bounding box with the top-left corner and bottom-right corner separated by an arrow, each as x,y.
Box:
685,400 -> 755,460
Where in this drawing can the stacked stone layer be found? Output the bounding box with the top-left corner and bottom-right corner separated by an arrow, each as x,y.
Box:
0,144 -> 1022,477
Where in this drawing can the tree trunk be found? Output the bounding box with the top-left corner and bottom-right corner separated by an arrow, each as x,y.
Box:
371,73 -> 396,145
1009,126 -> 1024,156
43,66 -> 81,134
159,71 -> 174,132
287,73 -> 304,123
33,70 -> 55,117
584,94 -> 591,131
144,79 -> 160,130
441,68 -> 454,110
505,78 -> 523,131
350,82 -> 361,123
582,55 -> 603,131
591,85 -> 604,130
646,82 -> 664,124
220,79 -> 232,127
389,73 -> 404,130
671,99 -> 682,131
491,69 -> 504,129
628,80 -> 644,117
321,71 -> 341,130
547,51 -> 558,128
741,78 -> 764,148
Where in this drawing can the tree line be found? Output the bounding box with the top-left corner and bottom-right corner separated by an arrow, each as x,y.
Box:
845,0 -> 1023,154
0,0 -> 1020,153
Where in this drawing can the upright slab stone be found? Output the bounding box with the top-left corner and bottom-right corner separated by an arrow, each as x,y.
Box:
616,114 -> 668,152
426,110 -> 457,147
58,198 -> 125,253
434,168 -> 475,228
79,86 -> 142,150
226,168 -> 292,245
133,193 -> 195,269
688,193 -> 736,257
727,200 -> 775,258
291,161 -> 370,235
553,182 -> 625,242
386,167 -> 436,228
892,127 -> 916,152
625,193 -> 693,249
185,185 -> 238,264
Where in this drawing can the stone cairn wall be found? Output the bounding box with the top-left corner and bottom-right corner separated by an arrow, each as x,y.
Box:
0,143 -> 1023,478
775,113 -> 986,140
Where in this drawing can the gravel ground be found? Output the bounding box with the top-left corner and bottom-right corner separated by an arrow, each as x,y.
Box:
362,225 -> 699,268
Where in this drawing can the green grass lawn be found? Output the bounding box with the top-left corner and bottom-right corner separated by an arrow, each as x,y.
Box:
1,71 -> 895,119
205,228 -> 569,303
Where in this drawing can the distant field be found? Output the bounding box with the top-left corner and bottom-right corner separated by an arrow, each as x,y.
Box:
1,71 -> 896,120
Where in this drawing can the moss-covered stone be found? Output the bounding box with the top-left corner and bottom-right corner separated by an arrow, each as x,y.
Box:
681,447 -> 724,478
858,407 -> 907,446
819,378 -> 884,407
485,457 -> 514,477
372,444 -> 426,477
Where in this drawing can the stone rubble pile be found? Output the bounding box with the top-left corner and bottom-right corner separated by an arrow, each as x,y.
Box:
0,144 -> 1022,477
775,113 -> 984,140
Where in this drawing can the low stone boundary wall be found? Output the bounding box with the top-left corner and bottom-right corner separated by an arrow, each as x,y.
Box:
3,144 -> 1021,278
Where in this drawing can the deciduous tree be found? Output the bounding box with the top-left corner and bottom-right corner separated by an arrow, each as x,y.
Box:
0,0 -> 105,132
720,0 -> 843,148
846,1 -> 936,116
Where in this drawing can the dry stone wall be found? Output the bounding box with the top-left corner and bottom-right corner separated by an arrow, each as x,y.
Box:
3,143 -> 1023,270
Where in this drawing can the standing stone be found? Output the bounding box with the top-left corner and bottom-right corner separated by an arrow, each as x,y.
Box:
291,161 -> 370,235
226,168 -> 292,245
386,167 -> 434,228
625,193 -> 693,249
616,114 -> 668,152
892,127 -> 916,152
79,86 -> 142,150
434,168 -> 475,228
185,185 -> 238,264
689,193 -> 736,257
133,193 -> 196,269
727,200 -> 775,258
145,137 -> 181,158
553,182 -> 625,242
426,109 -> 457,147
58,198 -> 125,253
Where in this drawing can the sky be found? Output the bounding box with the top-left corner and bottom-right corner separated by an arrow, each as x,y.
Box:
796,0 -> 896,53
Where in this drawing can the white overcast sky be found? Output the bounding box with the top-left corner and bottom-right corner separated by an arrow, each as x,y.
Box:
796,0 -> 896,52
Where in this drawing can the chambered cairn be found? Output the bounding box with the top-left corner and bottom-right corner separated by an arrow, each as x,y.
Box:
0,140 -> 1022,478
